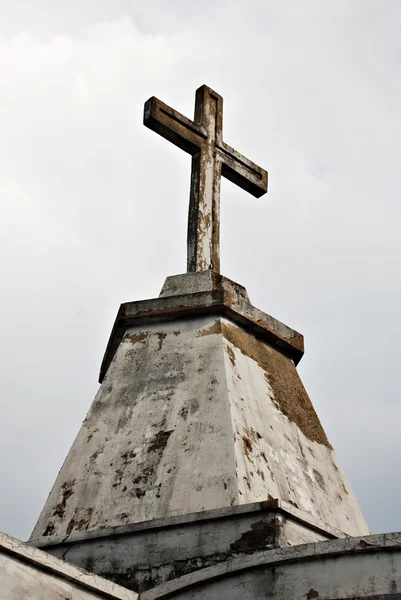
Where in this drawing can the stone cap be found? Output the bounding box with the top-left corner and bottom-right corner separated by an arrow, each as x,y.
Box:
99,272 -> 304,383
30,498 -> 343,548
159,271 -> 251,303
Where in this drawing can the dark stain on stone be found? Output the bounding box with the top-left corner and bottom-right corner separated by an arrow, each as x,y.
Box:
156,332 -> 167,350
257,469 -> 265,481
288,499 -> 299,509
307,590 -> 319,599
148,430 -> 173,453
242,435 -> 253,458
230,521 -> 273,552
221,322 -> 331,448
43,522 -> 55,537
66,507 -> 94,536
189,398 -> 199,414
359,539 -> 375,548
84,557 -> 94,574
52,480 -> 76,518
313,469 -> 326,490
127,332 -> 148,345
179,406 -> 189,419
90,450 -> 100,463
226,344 -> 236,366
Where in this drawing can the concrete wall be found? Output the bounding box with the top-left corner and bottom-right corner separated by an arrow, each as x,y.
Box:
141,533 -> 401,600
32,501 -> 337,594
0,530 -> 138,600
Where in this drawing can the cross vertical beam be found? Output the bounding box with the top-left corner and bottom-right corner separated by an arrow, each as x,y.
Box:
144,84 -> 268,273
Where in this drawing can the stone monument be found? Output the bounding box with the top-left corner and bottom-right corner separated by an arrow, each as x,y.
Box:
2,84 -> 400,600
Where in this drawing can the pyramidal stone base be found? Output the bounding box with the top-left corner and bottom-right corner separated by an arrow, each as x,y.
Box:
29,271 -> 369,593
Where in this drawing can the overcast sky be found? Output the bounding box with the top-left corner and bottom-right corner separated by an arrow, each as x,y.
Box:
0,0 -> 400,541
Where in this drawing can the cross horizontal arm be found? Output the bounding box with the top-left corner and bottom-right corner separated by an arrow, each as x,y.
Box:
218,142 -> 268,198
144,97 -> 206,155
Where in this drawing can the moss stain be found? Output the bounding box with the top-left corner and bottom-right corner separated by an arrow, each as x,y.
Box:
221,323 -> 331,448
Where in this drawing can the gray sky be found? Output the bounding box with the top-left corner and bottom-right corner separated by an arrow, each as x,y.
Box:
0,0 -> 400,541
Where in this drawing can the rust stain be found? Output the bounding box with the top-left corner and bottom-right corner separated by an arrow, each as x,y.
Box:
156,332 -> 167,350
256,469 -> 265,481
66,507 -> 94,536
203,212 -> 211,229
243,476 -> 251,491
242,435 -> 253,460
226,344 -> 236,366
127,332 -> 148,345
52,481 -> 76,519
197,320 -> 221,337
221,323 -> 331,448
260,451 -> 268,463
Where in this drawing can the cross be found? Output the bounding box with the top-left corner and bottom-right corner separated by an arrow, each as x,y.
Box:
144,85 -> 268,273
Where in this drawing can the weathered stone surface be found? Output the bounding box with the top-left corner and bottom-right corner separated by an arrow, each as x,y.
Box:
30,274 -> 368,543
159,271 -> 251,302
31,500 -> 340,594
140,533 -> 401,600
0,529 -> 138,599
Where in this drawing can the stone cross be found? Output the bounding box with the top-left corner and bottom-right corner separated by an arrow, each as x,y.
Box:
144,85 -> 268,273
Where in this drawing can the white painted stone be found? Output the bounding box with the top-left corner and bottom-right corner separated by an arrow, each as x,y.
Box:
30,310 -> 368,542
0,529 -> 138,600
